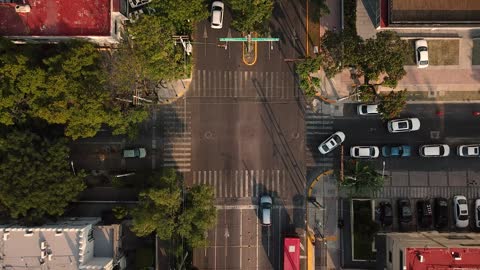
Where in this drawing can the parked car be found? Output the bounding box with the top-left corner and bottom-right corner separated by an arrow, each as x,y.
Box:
475,199 -> 480,228
453,195 -> 469,228
417,200 -> 433,228
398,199 -> 413,224
379,202 -> 393,226
318,131 -> 346,154
260,195 -> 272,226
210,1 -> 224,29
123,147 -> 147,158
350,146 -> 379,158
434,197 -> 449,229
387,118 -> 421,133
382,145 -> 411,157
357,104 -> 379,116
415,39 -> 429,68
419,144 -> 450,157
457,144 -> 480,157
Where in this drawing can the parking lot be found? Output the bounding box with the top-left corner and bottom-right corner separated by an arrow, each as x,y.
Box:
192,204 -> 305,270
373,197 -> 480,233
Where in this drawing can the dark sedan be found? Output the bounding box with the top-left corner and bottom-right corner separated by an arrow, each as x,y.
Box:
434,197 -> 449,229
398,199 -> 413,224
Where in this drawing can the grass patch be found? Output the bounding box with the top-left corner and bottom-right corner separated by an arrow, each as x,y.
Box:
473,39 -> 480,65
404,39 -> 459,66
352,200 -> 376,261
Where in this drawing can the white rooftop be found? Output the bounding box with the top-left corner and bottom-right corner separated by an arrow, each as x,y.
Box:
0,218 -> 116,270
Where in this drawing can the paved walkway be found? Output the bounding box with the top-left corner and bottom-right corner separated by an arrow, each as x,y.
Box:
307,170 -> 341,270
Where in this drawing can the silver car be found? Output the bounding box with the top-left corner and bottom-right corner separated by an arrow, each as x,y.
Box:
357,104 -> 379,116
318,131 -> 346,154
211,1 -> 224,29
419,144 -> 450,157
350,146 -> 380,159
457,144 -> 480,157
387,118 -> 421,133
453,195 -> 469,228
415,39 -> 429,68
260,195 -> 272,226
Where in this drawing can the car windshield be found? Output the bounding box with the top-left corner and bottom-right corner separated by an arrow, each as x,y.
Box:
420,60 -> 428,65
418,46 -> 427,52
462,148 -> 470,155
438,147 -> 444,156
322,145 -> 329,152
398,121 -> 408,129
213,6 -> 222,11
477,206 -> 480,216
333,135 -> 342,144
361,106 -> 368,113
458,199 -> 467,204
459,215 -> 468,221
261,202 -> 272,209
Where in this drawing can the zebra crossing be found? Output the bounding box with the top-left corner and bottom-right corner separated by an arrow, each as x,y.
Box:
191,169 -> 286,198
188,69 -> 298,99
159,103 -> 191,172
305,109 -> 335,168
373,186 -> 480,199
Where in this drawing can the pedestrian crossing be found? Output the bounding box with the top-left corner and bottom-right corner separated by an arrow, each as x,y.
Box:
373,186 -> 480,199
191,169 -> 286,198
188,69 -> 298,99
159,103 -> 191,172
305,109 -> 335,168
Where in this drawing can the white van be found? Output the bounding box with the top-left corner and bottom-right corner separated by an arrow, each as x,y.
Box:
419,144 -> 450,157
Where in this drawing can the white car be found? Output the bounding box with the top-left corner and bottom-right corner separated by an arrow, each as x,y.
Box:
475,199 -> 480,228
387,118 -> 421,133
211,1 -> 224,29
318,131 -> 346,154
357,104 -> 379,116
415,39 -> 429,68
260,195 -> 272,226
419,144 -> 450,157
453,195 -> 469,228
457,144 -> 480,157
350,146 -> 380,158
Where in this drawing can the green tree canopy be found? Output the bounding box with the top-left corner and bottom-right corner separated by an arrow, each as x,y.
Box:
0,130 -> 86,221
321,30 -> 409,87
295,57 -> 323,97
228,0 -> 274,34
0,38 -> 148,139
340,160 -> 384,197
150,0 -> 209,33
130,169 -> 217,248
377,89 -> 407,120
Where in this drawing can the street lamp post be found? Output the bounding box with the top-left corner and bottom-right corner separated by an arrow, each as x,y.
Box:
382,161 -> 386,178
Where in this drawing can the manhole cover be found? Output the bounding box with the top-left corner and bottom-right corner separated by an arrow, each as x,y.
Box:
430,131 -> 440,139
204,131 -> 214,139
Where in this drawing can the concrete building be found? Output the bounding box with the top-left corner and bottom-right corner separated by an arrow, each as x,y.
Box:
386,232 -> 480,270
0,0 -> 131,45
0,217 -> 125,270
362,0 -> 480,28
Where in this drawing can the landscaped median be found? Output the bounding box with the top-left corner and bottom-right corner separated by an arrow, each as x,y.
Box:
351,199 -> 378,261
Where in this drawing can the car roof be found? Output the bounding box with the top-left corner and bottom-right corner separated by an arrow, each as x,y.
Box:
358,147 -> 372,156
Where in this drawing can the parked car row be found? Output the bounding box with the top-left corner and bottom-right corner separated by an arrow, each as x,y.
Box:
347,144 -> 480,158
378,197 -> 480,230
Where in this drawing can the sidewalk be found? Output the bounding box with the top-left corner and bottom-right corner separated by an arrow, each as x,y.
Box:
307,169 -> 341,270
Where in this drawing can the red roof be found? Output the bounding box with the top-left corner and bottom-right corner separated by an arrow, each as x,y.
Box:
406,247 -> 480,270
283,237 -> 300,270
0,0 -> 110,37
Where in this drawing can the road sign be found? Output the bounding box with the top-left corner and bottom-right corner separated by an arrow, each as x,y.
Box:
219,37 -> 280,42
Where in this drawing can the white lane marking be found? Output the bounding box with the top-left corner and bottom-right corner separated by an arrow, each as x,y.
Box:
202,70 -> 206,96
203,171 -> 207,185
244,170 -> 248,197
239,209 -> 243,269
239,170 -> 243,197
219,171 -> 223,198
235,170 -> 238,197
213,171 -> 217,197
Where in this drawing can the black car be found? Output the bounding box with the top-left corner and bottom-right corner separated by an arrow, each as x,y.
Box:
379,202 -> 393,226
434,197 -> 449,229
417,200 -> 433,228
398,199 -> 413,224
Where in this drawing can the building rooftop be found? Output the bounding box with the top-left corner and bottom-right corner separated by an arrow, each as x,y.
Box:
390,0 -> 480,24
0,0 -> 111,37
406,247 -> 480,270
0,218 -> 118,270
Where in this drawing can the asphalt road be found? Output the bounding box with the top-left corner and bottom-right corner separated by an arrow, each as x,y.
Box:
331,103 -> 480,170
